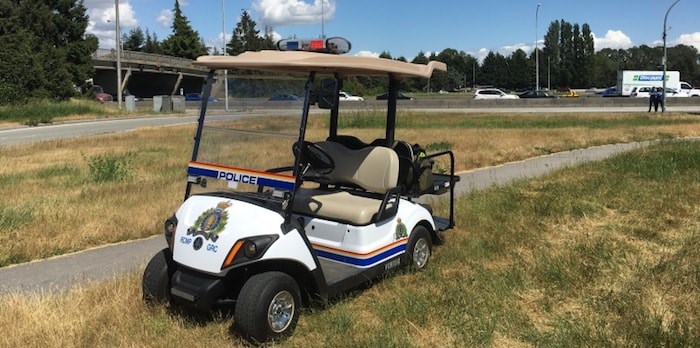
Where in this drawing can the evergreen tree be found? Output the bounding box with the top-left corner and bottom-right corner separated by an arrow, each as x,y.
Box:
161,0 -> 207,59
0,0 -> 96,103
227,10 -> 273,56
379,51 -> 393,59
508,49 -> 530,90
480,52 -> 508,87
543,20 -> 561,88
143,29 -> 162,54
122,27 -> 145,51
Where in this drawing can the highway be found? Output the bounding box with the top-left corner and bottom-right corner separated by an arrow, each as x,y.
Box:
3,101 -> 700,147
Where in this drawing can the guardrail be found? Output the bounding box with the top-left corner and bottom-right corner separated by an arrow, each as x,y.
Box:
92,49 -> 208,72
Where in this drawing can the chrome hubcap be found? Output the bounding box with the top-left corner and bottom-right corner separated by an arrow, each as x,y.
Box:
268,290 -> 295,333
413,238 -> 429,268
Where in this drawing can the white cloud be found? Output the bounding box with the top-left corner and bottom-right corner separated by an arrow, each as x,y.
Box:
84,0 -> 138,49
499,40 -> 543,56
593,30 -> 633,50
253,0 -> 335,26
673,32 -> 700,48
354,51 -> 380,58
157,9 -> 173,29
477,48 -> 489,63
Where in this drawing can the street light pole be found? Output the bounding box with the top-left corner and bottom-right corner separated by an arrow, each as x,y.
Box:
222,0 -> 229,111
115,0 -> 122,110
535,3 -> 540,91
662,0 -> 680,113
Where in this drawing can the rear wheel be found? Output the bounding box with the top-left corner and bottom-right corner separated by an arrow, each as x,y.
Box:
234,272 -> 301,343
407,225 -> 432,270
142,248 -> 175,304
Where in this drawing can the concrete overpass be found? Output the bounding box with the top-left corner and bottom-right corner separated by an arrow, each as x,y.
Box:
92,49 -> 223,98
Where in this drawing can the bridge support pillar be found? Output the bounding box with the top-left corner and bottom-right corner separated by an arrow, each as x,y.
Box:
171,72 -> 184,96
121,67 -> 132,92
212,72 -> 225,98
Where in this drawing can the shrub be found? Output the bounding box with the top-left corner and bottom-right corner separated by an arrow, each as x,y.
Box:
85,152 -> 135,183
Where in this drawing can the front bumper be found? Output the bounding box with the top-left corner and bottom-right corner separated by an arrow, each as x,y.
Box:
170,268 -> 227,312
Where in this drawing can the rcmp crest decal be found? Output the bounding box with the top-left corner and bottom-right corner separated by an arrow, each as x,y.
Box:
187,201 -> 231,242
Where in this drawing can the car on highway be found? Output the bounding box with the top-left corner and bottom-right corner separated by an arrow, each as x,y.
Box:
338,91 -> 364,101
630,86 -> 686,98
376,91 -> 415,100
185,93 -> 220,102
92,85 -> 113,103
595,86 -> 619,97
518,90 -> 558,99
557,87 -> 579,97
269,93 -> 301,101
473,88 -> 518,100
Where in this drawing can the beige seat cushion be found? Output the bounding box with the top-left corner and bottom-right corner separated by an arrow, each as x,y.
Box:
316,141 -> 398,194
293,142 -> 399,225
293,188 -> 384,225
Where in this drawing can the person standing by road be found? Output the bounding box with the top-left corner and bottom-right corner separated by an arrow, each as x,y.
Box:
648,87 -> 657,112
653,87 -> 663,112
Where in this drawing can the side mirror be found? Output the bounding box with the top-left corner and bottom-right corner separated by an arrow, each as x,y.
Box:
316,78 -> 338,110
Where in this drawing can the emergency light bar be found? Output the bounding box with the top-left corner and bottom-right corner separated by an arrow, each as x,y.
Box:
276,37 -> 352,55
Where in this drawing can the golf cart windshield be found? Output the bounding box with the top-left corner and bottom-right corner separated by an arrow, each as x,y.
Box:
187,49 -> 448,219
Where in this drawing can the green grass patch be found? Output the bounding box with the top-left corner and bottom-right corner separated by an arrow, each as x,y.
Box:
84,152 -> 135,183
0,204 -> 34,231
332,112 -> 700,130
0,99 -> 113,125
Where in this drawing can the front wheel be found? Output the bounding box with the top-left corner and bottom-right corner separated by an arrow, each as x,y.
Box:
142,248 -> 175,304
406,225 -> 432,270
234,272 -> 301,343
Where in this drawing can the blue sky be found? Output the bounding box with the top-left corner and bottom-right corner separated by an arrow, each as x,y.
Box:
85,0 -> 700,61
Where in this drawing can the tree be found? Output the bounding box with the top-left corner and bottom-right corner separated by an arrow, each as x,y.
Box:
143,29 -> 162,54
227,10 -> 274,56
122,27 -> 145,51
508,49 -> 530,90
0,0 -> 97,103
480,52 -> 508,87
161,0 -> 207,59
542,19 -> 595,88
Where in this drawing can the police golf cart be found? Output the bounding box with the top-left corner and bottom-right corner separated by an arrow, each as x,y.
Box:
142,37 -> 459,343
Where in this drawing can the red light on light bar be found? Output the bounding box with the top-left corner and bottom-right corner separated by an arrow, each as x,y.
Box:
310,40 -> 324,49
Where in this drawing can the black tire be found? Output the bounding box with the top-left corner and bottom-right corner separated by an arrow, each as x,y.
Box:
142,248 -> 174,305
234,272 -> 301,343
406,225 -> 432,270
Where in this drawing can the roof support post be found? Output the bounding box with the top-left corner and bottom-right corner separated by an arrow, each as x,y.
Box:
386,77 -> 399,145
184,70 -> 216,199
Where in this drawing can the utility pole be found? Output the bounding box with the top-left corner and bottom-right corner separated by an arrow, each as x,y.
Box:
321,0 -> 325,38
535,3 -> 541,91
662,0 -> 680,113
222,0 -> 229,111
115,0 -> 122,110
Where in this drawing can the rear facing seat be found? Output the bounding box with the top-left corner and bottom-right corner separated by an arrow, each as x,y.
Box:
293,141 -> 399,225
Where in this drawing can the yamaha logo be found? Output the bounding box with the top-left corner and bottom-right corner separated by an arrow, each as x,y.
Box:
193,236 -> 203,251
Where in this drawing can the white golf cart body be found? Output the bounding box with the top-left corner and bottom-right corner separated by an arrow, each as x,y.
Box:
144,47 -> 458,342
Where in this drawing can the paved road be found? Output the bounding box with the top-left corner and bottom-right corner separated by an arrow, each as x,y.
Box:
0,139 -> 665,295
3,105 -> 700,147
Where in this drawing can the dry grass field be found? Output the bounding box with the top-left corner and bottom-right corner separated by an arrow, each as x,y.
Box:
0,134 -> 697,347
1,112 -> 699,267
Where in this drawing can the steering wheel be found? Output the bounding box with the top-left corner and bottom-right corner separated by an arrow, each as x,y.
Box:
293,141 -> 335,175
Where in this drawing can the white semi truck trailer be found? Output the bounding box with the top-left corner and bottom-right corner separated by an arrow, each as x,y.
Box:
617,70 -> 680,97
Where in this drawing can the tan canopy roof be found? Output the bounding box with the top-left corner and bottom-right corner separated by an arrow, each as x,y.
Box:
194,51 -> 447,79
